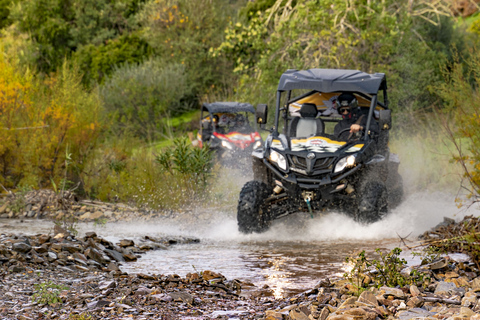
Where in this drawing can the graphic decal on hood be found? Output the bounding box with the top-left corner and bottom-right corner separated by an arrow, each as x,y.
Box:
290,136 -> 364,153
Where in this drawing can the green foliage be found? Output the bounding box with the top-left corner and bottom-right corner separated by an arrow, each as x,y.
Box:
0,0 -> 13,29
344,248 -> 428,294
100,58 -> 191,141
32,281 -> 69,305
436,48 -> 480,205
9,0 -> 145,74
155,137 -> 214,191
213,0 -> 463,115
137,0 -> 237,99
73,33 -> 154,86
82,136 -> 214,210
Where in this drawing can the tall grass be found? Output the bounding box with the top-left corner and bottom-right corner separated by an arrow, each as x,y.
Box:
390,113 -> 463,195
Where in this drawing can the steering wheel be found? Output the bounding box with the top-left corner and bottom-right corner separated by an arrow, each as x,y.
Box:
337,127 -> 365,141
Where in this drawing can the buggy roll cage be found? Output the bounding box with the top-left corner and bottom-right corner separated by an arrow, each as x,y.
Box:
201,102 -> 256,131
272,69 -> 388,141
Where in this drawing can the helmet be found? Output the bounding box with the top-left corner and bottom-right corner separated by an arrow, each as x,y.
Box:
337,93 -> 358,119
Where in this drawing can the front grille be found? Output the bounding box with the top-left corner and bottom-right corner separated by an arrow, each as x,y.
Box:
289,155 -> 334,173
313,157 -> 334,170
291,155 -> 307,169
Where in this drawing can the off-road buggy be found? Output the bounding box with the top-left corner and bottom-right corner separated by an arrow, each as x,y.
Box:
237,69 -> 404,234
198,102 -> 263,166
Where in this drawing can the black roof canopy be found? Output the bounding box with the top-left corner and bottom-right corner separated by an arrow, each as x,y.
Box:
277,69 -> 387,95
202,102 -> 255,114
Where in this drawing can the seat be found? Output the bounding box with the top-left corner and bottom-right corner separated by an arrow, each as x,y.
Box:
288,103 -> 324,138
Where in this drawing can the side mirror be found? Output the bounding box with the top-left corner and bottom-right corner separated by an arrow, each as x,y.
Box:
379,109 -> 392,130
256,104 -> 268,129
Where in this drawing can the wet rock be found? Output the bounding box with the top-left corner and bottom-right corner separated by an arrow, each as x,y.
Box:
12,242 -> 31,253
98,280 -> 116,290
381,287 -> 406,299
289,307 -> 309,320
410,285 -> 421,297
436,281 -> 459,295
265,310 -> 284,320
358,291 -> 378,307
104,249 -> 124,262
118,239 -> 134,248
169,291 -> 194,304
397,307 -> 436,320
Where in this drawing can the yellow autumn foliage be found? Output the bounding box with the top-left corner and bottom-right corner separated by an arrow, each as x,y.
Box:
0,55 -> 102,190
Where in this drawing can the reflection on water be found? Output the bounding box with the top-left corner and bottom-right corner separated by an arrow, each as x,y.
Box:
0,191 -> 477,298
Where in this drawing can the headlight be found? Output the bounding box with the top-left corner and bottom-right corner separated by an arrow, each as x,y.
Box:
221,141 -> 233,150
253,140 -> 262,149
334,155 -> 356,173
269,150 -> 287,170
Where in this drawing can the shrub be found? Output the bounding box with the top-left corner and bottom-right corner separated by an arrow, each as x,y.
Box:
0,56 -> 102,189
100,58 -> 191,141
436,49 -> 480,206
32,281 -> 69,305
344,248 -> 429,294
82,137 -> 214,210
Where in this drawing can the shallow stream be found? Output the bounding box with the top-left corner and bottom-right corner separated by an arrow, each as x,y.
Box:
1,191 -> 475,299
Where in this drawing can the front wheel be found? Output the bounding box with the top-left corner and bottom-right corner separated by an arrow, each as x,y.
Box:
237,181 -> 272,234
356,181 -> 387,224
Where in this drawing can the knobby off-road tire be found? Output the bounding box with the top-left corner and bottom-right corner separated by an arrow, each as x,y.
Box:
237,180 -> 271,234
356,181 -> 388,224
386,171 -> 404,209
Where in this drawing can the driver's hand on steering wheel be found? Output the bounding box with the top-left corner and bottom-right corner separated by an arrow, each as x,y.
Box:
350,124 -> 363,133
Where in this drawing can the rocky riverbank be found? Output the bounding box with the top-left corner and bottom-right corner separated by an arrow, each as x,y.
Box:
2,220 -> 480,320
1,190 -> 480,319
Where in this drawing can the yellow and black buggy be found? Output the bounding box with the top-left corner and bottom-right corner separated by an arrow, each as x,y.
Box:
237,68 -> 404,234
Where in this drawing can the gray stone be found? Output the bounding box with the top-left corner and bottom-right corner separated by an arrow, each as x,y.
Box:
169,291 -> 194,304
289,308 -> 309,320
358,290 -> 378,306
87,300 -> 111,309
104,249 -> 125,262
396,308 -> 436,320
98,280 -> 116,290
13,242 -> 31,253
435,281 -> 458,295
380,287 -> 406,299
47,252 -> 57,261
118,239 -> 135,247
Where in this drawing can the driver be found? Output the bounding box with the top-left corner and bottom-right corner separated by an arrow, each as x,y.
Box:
333,93 -> 377,140
232,114 -> 251,133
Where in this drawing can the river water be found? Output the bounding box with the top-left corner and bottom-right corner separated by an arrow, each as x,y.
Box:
1,191 -> 475,299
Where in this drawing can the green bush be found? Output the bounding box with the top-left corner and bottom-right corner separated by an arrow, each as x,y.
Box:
436,49 -> 480,205
74,33 -> 154,86
8,0 -> 144,75
82,137 -> 214,210
137,0 -> 237,99
99,58 -> 191,141
32,281 -> 69,305
344,248 -> 429,294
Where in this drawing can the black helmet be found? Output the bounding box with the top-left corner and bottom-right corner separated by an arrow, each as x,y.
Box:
337,93 -> 358,119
